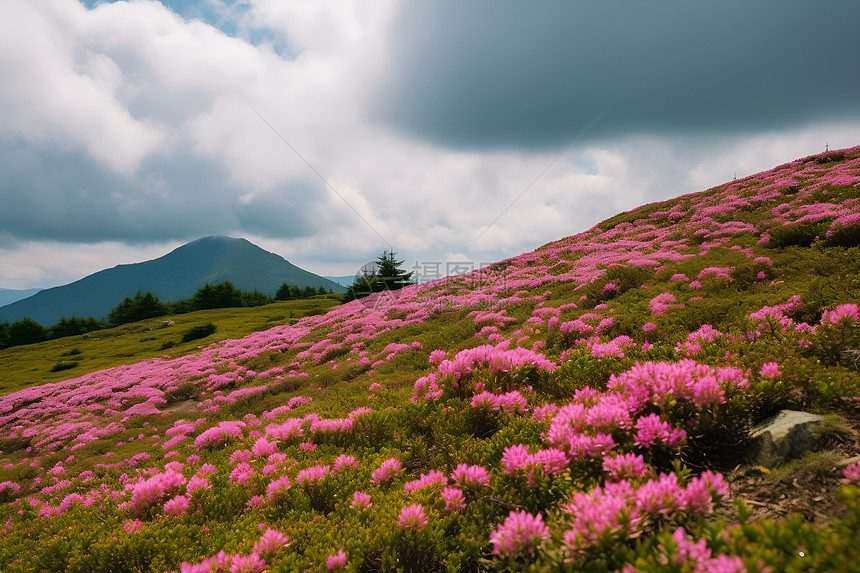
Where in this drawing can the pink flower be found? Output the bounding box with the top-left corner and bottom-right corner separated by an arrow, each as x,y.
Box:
326,549 -> 347,571
441,487 -> 466,512
602,453 -> 649,481
352,490 -> 372,509
295,464 -> 331,486
397,503 -> 428,530
404,470 -> 448,493
501,444 -> 533,475
246,495 -> 266,510
370,457 -> 402,484
821,303 -> 860,324
451,464 -> 490,489
634,414 -> 686,449
252,528 -> 290,557
333,454 -> 359,473
649,292 -> 683,315
843,460 -> 860,482
251,437 -> 279,457
429,350 -> 447,364
228,553 -> 266,573
299,439 -> 317,452
759,362 -> 780,378
672,527 -> 711,564
496,391 -> 529,415
163,494 -> 190,517
122,519 -> 143,533
266,476 -> 291,504
489,510 -> 550,557
642,322 -> 657,332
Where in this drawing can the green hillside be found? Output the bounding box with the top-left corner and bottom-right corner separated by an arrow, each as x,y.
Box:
0,147 -> 859,572
0,296 -> 341,398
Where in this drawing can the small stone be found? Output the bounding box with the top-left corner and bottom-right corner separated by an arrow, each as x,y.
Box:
747,410 -> 823,468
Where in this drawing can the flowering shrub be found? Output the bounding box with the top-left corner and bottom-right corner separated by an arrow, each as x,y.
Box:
397,503 -> 428,530
1,146 -> 860,572
490,510 -> 550,557
370,457 -> 402,484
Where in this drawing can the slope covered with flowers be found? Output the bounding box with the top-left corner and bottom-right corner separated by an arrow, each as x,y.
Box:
1,147 -> 860,572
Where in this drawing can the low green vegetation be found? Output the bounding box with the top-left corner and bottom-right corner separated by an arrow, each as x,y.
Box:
0,281 -> 335,351
0,296 -> 340,396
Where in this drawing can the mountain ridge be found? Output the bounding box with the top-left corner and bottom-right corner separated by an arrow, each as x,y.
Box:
0,236 -> 344,325
0,287 -> 42,308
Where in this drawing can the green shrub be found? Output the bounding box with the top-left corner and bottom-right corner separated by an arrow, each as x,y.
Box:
767,221 -> 829,248
49,361 -> 78,372
181,323 -> 217,343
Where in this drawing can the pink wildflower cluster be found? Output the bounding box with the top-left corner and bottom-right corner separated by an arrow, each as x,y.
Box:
262,396 -> 312,418
559,313 -> 614,336
843,460 -> 860,482
440,486 -> 466,511
404,470 -> 447,493
163,494 -> 190,517
126,469 -> 187,514
501,444 -> 570,484
193,421 -> 246,450
670,527 -> 746,572
326,549 -> 347,571
180,529 -> 288,573
562,471 -> 727,556
470,390 -> 529,414
585,335 -> 635,359
451,463 -> 490,489
266,476 -> 291,504
413,342 -> 555,401
489,510 -> 550,557
396,503 -> 428,530
759,362 -> 780,378
295,464 -> 330,486
370,457 -> 402,484
676,324 -> 723,355
821,303 -> 860,324
429,349 -> 447,364
649,292 -> 683,316
697,267 -> 734,281
351,491 -> 372,509
608,359 -> 748,411
602,453 -> 651,481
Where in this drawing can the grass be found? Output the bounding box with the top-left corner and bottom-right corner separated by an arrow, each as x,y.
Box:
0,295 -> 341,397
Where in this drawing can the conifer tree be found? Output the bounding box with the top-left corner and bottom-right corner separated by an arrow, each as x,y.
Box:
345,249 -> 414,300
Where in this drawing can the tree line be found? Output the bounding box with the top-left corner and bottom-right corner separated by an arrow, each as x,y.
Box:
0,281 -> 334,350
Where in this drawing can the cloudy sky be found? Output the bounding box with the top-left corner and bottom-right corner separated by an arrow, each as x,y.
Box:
1,0 -> 859,290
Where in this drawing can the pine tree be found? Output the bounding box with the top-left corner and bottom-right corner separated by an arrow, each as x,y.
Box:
375,248 -> 414,291
345,249 -> 414,300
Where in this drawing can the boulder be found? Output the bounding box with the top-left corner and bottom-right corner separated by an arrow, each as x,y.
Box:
748,410 -> 823,468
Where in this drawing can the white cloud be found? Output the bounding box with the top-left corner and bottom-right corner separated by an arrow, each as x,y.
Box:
0,1 -> 166,173
0,0 -> 857,291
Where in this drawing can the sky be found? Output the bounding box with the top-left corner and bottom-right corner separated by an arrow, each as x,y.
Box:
1,0 -> 859,290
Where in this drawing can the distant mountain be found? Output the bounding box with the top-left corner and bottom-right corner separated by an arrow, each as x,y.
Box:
0,287 -> 42,308
0,236 -> 345,325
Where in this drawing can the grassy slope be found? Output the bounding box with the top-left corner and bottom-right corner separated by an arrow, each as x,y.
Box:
0,296 -> 341,397
0,147 -> 859,572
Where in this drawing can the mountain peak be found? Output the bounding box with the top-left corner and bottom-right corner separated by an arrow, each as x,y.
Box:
0,237 -> 344,325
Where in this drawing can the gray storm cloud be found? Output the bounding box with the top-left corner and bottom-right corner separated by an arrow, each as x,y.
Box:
0,140 -> 320,244
375,0 -> 860,149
